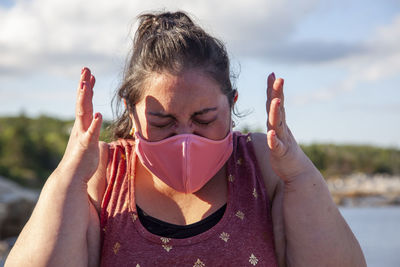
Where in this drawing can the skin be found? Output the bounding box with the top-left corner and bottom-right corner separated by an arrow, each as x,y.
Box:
130,70 -> 232,225
5,68 -> 366,267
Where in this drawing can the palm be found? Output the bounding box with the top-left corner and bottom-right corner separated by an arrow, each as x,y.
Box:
266,73 -> 310,182
61,67 -> 103,184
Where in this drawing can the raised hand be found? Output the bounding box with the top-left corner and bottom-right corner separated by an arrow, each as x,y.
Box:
59,67 -> 103,185
266,73 -> 312,183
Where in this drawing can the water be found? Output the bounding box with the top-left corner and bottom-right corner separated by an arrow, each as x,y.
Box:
340,206 -> 400,267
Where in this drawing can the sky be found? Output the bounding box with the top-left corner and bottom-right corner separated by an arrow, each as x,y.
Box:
0,0 -> 399,148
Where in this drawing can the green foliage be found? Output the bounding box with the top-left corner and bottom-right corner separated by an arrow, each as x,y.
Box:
99,121 -> 113,143
0,115 -> 111,188
237,124 -> 264,134
0,116 -> 399,188
300,143 -> 400,177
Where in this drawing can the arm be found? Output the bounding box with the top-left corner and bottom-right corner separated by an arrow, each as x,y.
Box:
5,68 -> 106,267
252,73 -> 366,267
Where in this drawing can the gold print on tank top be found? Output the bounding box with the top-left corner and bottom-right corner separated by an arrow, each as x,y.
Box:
136,264 -> 140,267
235,210 -> 245,220
252,188 -> 258,199
131,213 -> 138,222
249,253 -> 259,265
161,237 -> 172,252
121,153 -> 126,161
113,242 -> 121,255
228,174 -> 235,182
219,232 -> 230,242
193,259 -> 205,267
162,244 -> 173,252
236,158 -> 243,165
160,237 -> 171,243
246,135 -> 252,142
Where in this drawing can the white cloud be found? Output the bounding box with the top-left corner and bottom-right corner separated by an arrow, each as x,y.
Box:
293,14 -> 400,105
0,0 -> 318,79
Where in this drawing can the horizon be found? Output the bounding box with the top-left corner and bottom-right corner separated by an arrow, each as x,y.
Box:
1,0 -> 399,148
1,113 -> 399,150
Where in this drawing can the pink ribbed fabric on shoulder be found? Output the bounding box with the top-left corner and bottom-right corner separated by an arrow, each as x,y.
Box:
100,132 -> 278,266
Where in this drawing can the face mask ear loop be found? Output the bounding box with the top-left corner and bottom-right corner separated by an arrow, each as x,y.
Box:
230,90 -> 236,131
229,114 -> 234,133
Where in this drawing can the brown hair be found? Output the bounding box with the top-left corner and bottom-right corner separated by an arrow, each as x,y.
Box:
111,11 -> 237,139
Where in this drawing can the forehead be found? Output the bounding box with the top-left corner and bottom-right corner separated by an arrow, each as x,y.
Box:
139,70 -> 227,112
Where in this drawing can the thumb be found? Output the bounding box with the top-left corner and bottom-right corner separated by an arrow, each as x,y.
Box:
267,129 -> 286,157
86,112 -> 103,143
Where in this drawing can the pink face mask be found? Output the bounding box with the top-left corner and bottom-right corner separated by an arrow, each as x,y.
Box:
134,131 -> 233,194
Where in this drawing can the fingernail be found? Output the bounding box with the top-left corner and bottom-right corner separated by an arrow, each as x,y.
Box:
94,113 -> 99,119
271,72 -> 275,79
277,99 -> 281,106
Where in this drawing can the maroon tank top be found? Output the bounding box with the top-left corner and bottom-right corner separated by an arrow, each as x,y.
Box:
100,132 -> 278,266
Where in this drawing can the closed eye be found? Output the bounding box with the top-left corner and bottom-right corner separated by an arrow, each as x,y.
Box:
147,111 -> 176,128
192,107 -> 218,126
194,117 -> 217,126
150,121 -> 174,128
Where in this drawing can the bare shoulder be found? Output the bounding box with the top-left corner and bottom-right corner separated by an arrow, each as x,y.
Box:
87,141 -> 109,215
249,132 -> 281,202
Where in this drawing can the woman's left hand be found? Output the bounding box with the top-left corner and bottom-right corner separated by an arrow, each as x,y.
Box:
266,73 -> 313,183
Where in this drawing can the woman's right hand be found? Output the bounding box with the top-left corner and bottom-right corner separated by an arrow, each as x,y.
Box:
57,67 -> 103,186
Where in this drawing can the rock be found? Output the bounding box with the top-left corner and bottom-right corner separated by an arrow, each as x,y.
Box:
327,174 -> 400,206
0,236 -> 16,266
0,176 -> 39,240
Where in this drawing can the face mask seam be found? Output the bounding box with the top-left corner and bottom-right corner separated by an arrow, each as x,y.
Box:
184,135 -> 190,192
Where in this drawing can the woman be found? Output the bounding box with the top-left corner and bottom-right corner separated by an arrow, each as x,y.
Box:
6,11 -> 366,266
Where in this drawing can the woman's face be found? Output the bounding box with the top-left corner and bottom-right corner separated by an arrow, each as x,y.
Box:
131,69 -> 232,142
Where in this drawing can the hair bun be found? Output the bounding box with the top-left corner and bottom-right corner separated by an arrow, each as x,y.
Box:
137,11 -> 195,40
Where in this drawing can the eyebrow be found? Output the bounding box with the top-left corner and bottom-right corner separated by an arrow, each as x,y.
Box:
147,107 -> 218,118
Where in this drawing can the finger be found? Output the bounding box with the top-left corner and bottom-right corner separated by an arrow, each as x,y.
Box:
267,129 -> 286,157
76,67 -> 90,96
89,74 -> 96,91
266,72 -> 275,114
85,112 -> 102,144
272,78 -> 285,108
268,98 -> 285,137
76,67 -> 94,131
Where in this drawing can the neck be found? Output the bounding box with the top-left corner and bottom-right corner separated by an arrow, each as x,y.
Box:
134,158 -> 228,222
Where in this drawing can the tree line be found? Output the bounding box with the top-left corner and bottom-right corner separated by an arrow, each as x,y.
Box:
0,115 -> 399,188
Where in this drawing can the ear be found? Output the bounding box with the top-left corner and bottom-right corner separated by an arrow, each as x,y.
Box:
127,105 -> 136,136
233,90 -> 238,104
123,99 -> 134,119
123,98 -> 135,125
